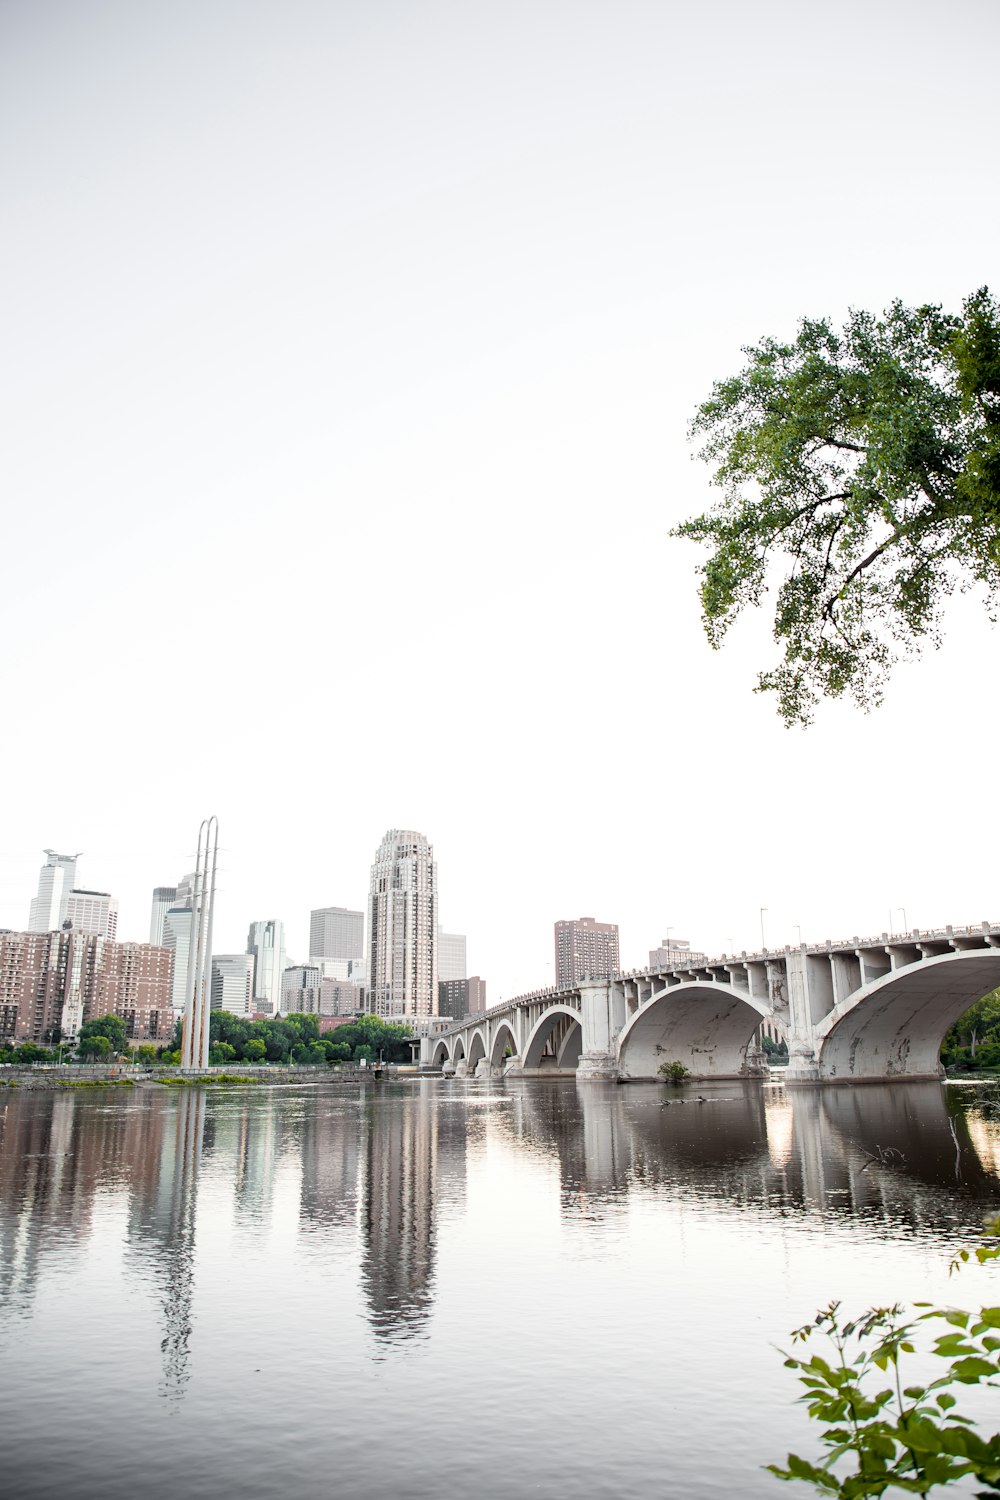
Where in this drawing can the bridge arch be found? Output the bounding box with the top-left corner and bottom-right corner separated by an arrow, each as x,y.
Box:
616,981 -> 769,1080
431,1038 -> 450,1068
490,1021 -> 519,1068
522,1006 -> 583,1073
815,950 -> 1000,1080
467,1029 -> 487,1070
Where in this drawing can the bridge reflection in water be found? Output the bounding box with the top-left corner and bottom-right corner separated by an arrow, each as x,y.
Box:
2,1080 -> 1000,1383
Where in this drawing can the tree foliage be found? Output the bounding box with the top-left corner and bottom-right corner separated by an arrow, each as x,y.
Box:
770,1220 -> 1000,1496
676,288 -> 1000,725
941,990 -> 1000,1072
155,1010 -> 413,1066
79,1014 -> 127,1057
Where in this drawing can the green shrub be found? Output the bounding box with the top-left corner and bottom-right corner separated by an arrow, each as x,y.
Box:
659,1060 -> 691,1084
770,1219 -> 1000,1495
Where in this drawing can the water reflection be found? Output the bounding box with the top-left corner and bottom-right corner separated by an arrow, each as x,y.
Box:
360,1088 -> 467,1347
501,1080 -> 1000,1235
125,1089 -> 205,1399
2,1080 -> 1000,1388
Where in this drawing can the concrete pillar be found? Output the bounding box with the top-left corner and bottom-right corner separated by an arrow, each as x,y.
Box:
577,981 -> 624,1080
784,950 -> 820,1083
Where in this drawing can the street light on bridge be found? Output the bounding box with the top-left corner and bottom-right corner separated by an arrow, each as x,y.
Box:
759,908 -> 768,950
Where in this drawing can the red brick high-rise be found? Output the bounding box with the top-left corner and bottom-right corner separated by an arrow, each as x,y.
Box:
554,917 -> 620,988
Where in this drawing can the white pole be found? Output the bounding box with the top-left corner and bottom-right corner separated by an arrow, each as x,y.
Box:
180,821 -> 206,1070
197,817 -> 219,1069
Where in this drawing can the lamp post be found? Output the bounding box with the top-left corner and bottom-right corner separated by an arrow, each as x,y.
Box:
897,907 -> 908,935
794,924 -> 802,947
759,908 -> 768,950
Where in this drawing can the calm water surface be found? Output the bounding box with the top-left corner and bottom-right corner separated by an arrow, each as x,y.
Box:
2,1077 -> 1000,1500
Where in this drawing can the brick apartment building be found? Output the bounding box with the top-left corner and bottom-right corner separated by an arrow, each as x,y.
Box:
0,929 -> 174,1044
553,917 -> 620,987
438,976 -> 487,1019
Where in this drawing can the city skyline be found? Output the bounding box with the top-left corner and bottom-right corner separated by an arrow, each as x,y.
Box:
5,831 -> 999,1008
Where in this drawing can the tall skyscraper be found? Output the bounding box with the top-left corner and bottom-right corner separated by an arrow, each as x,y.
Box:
554,917 -> 621,987
149,887 -> 178,945
63,889 -> 118,940
27,850 -> 80,932
437,927 -> 467,982
309,906 -> 365,964
367,829 -> 438,1018
246,920 -> 286,1011
159,873 -> 196,1014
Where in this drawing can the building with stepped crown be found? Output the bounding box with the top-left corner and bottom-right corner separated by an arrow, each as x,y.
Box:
367,829 -> 438,1018
27,850 -> 80,932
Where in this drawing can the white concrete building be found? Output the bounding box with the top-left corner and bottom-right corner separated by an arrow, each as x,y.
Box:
158,873 -> 196,1014
367,829 -> 438,1018
309,906 -> 365,964
247,919 -> 286,1011
211,954 -> 255,1016
64,889 -> 118,940
437,926 -> 467,982
149,886 -> 178,945
27,850 -> 80,932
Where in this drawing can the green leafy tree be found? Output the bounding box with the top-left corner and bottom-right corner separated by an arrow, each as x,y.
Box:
14,1043 -> 49,1063
79,1034 -> 112,1061
79,1014 -> 127,1055
941,990 -> 1000,1070
243,1039 -> 267,1063
770,1220 -> 1000,1496
135,1045 -> 158,1064
675,288 -> 1000,725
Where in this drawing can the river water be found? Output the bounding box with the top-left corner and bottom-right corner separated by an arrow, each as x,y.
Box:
2,1077 -> 1000,1500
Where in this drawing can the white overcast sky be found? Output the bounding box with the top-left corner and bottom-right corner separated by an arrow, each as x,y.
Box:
2,0 -> 998,1000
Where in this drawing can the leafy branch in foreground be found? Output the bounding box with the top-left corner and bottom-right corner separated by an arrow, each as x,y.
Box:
675,288 -> 1000,725
769,1219 -> 1000,1496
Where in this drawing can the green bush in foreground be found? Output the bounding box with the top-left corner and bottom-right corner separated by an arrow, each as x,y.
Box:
770,1220 -> 1000,1496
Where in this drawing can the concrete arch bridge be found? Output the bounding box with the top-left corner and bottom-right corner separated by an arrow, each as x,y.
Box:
419,922 -> 1000,1083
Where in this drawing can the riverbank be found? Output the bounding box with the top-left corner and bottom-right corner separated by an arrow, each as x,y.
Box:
0,1063 -> 402,1089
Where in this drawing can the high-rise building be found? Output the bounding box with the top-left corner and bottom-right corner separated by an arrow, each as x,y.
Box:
0,929 -> 173,1044
149,887 -> 177,945
64,889 -> 118,940
246,919 -> 286,1011
554,917 -> 620,987
367,829 -> 438,1018
210,954 -> 254,1016
437,927 -> 467,982
27,850 -> 80,932
438,975 -> 487,1019
159,873 -> 196,1015
309,906 -> 365,964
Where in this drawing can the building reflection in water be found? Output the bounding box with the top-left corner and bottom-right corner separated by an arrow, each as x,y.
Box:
358,1081 -> 468,1350
3,1077 -> 1000,1398
495,1079 -> 1000,1236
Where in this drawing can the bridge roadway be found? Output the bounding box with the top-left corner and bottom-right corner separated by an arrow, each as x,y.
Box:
419,921 -> 1000,1084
